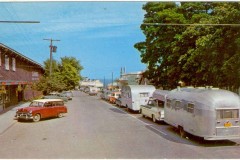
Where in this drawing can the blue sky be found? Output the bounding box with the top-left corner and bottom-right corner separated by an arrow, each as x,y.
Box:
0,2 -> 147,80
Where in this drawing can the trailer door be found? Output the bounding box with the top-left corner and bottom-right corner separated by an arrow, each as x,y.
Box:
139,92 -> 149,105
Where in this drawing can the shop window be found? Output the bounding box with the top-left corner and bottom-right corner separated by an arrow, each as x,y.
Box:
12,58 -> 16,71
0,51 -> 1,66
5,55 -> 9,70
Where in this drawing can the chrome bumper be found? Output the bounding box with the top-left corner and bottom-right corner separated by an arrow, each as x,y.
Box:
15,113 -> 33,120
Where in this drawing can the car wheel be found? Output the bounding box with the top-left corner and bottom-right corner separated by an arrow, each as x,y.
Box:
139,109 -> 142,114
58,112 -> 63,118
33,114 -> 41,122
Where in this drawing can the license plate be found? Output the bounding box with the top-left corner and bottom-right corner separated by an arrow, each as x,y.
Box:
224,121 -> 232,128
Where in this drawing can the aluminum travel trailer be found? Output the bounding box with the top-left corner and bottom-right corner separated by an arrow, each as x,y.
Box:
140,90 -> 169,122
164,87 -> 240,140
121,85 -> 156,111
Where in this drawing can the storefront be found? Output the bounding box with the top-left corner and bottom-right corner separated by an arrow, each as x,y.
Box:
0,43 -> 44,113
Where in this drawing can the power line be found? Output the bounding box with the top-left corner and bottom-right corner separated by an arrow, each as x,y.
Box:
0,21 -> 40,23
143,23 -> 240,26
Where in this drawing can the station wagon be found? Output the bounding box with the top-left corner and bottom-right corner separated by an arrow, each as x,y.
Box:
15,99 -> 67,122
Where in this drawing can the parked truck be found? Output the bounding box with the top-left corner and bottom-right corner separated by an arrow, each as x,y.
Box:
140,90 -> 169,122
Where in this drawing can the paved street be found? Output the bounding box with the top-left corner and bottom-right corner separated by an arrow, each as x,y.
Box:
1,91 -> 240,159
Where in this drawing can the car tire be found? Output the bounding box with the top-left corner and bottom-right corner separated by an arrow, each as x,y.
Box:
33,114 -> 41,122
58,112 -> 63,118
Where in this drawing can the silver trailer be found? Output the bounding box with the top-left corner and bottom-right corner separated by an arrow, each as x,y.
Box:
121,85 -> 156,111
164,87 -> 240,140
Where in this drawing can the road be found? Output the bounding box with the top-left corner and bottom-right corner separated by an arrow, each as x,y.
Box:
0,91 -> 240,159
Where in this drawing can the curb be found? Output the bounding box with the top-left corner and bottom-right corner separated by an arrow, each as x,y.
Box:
0,101 -> 30,136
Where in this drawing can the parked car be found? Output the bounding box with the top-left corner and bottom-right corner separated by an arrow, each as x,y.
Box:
60,92 -> 72,100
15,99 -> 67,122
140,98 -> 164,123
109,91 -> 121,104
42,94 -> 68,102
88,87 -> 98,96
104,90 -> 112,101
115,96 -> 122,107
62,91 -> 74,98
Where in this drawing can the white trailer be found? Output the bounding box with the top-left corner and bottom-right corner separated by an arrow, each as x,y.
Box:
164,87 -> 240,140
140,90 -> 169,122
88,86 -> 98,96
121,85 -> 156,111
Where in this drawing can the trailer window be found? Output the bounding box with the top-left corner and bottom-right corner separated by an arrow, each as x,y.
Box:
139,93 -> 149,97
174,101 -> 181,110
166,99 -> 171,108
217,109 -> 239,119
187,103 -> 194,113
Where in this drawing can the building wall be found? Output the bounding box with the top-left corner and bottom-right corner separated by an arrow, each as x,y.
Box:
0,51 -> 43,81
0,45 -> 44,111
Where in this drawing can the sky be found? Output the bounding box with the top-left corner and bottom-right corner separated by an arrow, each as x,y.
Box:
0,1 -> 147,80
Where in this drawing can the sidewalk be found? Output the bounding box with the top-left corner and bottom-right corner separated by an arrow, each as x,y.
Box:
0,101 -> 30,135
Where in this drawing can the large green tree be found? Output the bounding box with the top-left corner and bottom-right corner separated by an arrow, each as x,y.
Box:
36,56 -> 83,93
135,2 -> 240,90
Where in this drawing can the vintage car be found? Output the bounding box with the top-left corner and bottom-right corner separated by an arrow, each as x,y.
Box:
15,99 -> 68,122
115,97 -> 122,107
42,93 -> 68,102
61,91 -> 73,99
109,91 -> 121,104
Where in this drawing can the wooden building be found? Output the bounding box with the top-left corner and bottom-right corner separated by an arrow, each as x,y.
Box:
0,43 -> 44,112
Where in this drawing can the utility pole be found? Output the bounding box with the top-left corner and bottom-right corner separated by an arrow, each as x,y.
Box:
112,72 -> 113,87
43,38 -> 60,76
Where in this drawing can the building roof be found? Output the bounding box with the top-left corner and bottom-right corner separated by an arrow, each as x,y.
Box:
0,43 -> 44,69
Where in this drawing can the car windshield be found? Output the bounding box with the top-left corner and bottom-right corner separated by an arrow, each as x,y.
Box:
148,99 -> 156,106
29,101 -> 44,107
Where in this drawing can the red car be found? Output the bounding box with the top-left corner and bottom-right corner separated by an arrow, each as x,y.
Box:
15,99 -> 67,122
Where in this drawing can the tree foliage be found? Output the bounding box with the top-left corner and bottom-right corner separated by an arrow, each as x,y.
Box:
36,56 -> 83,93
135,2 -> 240,89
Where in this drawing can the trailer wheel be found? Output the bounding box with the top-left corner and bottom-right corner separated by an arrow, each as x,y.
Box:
152,115 -> 156,123
179,126 -> 186,138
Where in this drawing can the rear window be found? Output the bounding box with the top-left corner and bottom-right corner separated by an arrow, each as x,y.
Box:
217,109 -> 239,119
54,101 -> 64,106
29,101 -> 44,107
139,92 -> 149,97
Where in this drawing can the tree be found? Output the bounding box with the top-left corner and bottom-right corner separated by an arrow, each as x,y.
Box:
43,59 -> 59,76
135,2 -> 240,90
36,56 -> 84,93
59,57 -> 83,90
